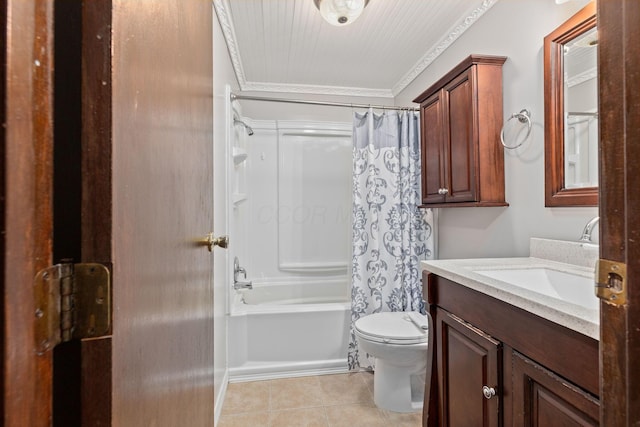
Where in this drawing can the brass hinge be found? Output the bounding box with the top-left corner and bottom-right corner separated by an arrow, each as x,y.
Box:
34,263 -> 111,355
595,259 -> 627,306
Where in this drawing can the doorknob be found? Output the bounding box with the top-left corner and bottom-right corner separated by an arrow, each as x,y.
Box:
202,233 -> 228,251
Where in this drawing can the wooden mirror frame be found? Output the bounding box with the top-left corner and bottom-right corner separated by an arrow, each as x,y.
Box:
544,2 -> 598,207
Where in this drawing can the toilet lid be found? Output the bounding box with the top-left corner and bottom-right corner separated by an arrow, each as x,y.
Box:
354,312 -> 428,345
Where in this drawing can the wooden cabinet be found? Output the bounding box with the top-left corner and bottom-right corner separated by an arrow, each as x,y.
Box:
511,351 -> 599,426
437,309 -> 500,427
424,272 -> 599,427
413,55 -> 507,207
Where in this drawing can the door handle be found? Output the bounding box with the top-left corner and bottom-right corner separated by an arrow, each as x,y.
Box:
200,233 -> 228,251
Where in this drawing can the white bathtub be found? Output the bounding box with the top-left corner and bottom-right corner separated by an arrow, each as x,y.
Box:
228,280 -> 351,382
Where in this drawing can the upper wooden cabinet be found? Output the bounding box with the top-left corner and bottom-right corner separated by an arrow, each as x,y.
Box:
413,55 -> 507,207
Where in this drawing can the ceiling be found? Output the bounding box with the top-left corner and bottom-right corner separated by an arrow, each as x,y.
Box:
214,0 -> 499,98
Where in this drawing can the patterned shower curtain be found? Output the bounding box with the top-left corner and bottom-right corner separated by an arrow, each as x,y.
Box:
348,109 -> 436,370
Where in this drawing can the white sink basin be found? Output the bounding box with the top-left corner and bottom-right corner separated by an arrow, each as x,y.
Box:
473,268 -> 598,310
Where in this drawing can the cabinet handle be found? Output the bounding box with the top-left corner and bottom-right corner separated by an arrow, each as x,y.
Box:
442,188 -> 449,195
482,385 -> 496,400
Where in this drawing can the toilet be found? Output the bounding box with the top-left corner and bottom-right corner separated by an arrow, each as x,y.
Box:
354,311 -> 430,413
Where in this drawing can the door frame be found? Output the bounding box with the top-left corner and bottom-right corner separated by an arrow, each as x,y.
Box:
598,0 -> 640,424
2,1 -> 55,426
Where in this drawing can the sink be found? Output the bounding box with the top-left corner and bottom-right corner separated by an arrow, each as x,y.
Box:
473,268 -> 598,310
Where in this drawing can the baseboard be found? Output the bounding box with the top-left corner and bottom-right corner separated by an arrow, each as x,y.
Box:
214,369 -> 229,425
229,359 -> 350,383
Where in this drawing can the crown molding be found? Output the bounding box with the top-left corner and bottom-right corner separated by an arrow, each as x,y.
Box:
216,0 -> 498,98
242,81 -> 394,99
213,0 -> 247,88
391,0 -> 499,96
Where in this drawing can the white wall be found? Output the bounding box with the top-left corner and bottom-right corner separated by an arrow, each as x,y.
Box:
236,119 -> 352,285
240,91 -> 395,122
213,7 -> 239,422
395,0 -> 597,259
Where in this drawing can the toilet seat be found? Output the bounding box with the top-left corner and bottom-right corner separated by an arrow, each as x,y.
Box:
355,312 -> 428,345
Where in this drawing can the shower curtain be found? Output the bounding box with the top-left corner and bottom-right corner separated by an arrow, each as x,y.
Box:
348,109 -> 435,370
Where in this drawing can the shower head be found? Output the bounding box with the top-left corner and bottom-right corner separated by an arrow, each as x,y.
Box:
234,118 -> 254,136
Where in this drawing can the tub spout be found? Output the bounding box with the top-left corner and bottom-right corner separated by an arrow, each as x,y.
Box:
234,280 -> 253,290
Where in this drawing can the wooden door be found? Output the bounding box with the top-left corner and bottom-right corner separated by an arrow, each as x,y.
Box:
511,351 -> 599,426
437,308 -> 501,427
421,91 -> 446,204
108,1 -> 216,425
3,1 -> 216,425
598,0 -> 640,424
443,68 -> 477,203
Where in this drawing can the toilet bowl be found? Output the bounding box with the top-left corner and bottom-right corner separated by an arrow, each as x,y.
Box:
354,311 -> 429,413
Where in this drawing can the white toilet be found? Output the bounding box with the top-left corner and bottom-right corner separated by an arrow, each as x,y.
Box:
354,311 -> 430,413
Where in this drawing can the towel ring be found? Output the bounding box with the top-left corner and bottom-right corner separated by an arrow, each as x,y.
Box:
500,109 -> 532,149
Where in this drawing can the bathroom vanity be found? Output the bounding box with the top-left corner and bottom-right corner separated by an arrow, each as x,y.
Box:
421,241 -> 600,426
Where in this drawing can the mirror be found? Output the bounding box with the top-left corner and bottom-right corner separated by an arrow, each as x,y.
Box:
544,2 -> 597,207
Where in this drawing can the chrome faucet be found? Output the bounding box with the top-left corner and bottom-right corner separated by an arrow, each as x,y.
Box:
579,216 -> 600,243
233,256 -> 252,290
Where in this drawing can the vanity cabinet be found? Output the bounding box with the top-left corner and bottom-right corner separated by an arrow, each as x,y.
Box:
511,350 -> 599,426
413,55 -> 507,207
436,308 -> 501,427
423,272 -> 599,427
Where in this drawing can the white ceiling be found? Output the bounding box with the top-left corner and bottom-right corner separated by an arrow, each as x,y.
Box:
214,0 -> 499,98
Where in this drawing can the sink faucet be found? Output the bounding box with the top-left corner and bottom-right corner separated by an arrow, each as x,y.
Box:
233,256 -> 252,290
579,216 -> 600,243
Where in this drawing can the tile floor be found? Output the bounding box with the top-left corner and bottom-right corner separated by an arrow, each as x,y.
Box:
218,372 -> 423,427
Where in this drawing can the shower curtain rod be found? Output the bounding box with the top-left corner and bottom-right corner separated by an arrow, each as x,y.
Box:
230,93 -> 420,112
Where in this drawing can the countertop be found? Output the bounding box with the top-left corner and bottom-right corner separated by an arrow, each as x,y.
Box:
421,256 -> 599,340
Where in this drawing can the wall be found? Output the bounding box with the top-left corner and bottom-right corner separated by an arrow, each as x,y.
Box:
234,119 -> 352,285
395,0 -> 597,259
240,91 -> 395,122
212,9 -> 239,423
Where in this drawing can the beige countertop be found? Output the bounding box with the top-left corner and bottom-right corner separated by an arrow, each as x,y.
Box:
421,255 -> 599,340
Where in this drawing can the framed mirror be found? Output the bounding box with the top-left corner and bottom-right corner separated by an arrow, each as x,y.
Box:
544,2 -> 598,207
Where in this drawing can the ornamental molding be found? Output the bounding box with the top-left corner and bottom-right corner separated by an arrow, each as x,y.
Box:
216,0 -> 498,98
392,0 -> 499,96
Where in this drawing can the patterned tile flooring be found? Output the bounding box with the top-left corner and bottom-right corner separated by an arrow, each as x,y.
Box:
218,372 -> 423,427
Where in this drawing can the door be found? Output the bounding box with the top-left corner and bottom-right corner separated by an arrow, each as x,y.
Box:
443,68 -> 477,203
421,91 -> 446,204
437,308 -> 501,427
511,350 -> 599,426
2,1 -> 216,426
598,0 -> 640,425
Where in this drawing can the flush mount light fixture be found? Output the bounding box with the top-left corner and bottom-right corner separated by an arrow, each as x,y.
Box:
313,0 -> 370,26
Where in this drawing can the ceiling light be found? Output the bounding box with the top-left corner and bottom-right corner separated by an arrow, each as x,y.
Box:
313,0 -> 369,26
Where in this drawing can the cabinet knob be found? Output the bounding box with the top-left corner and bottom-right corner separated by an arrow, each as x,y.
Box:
442,188 -> 449,195
482,385 -> 496,400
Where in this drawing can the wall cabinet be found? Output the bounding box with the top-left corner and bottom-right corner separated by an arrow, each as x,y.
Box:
424,273 -> 599,427
413,55 -> 507,207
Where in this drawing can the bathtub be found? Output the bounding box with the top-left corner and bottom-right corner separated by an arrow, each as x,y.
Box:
228,279 -> 351,382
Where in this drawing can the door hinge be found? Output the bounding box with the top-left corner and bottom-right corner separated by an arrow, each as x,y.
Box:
595,259 -> 627,306
34,263 -> 111,355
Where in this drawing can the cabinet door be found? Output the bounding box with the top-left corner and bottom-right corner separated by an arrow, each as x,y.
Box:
437,309 -> 501,427
511,351 -> 599,426
443,68 -> 478,202
420,90 -> 446,204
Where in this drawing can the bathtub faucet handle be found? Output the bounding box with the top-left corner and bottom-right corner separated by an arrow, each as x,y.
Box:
233,256 -> 249,283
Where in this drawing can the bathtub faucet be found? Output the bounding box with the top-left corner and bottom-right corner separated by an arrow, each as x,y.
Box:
233,256 -> 252,290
